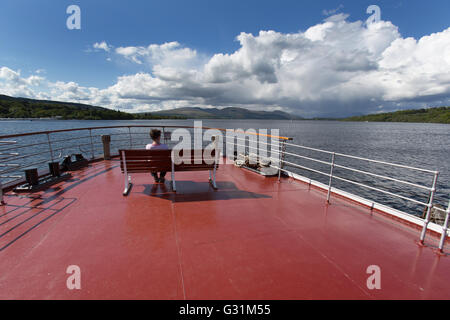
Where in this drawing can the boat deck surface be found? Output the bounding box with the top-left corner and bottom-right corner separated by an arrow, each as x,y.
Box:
0,159 -> 449,299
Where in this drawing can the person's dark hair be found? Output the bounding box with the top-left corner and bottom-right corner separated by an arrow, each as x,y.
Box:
150,129 -> 161,140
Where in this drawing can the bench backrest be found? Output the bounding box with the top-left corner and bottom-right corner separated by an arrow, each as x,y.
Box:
119,149 -> 172,173
119,149 -> 218,173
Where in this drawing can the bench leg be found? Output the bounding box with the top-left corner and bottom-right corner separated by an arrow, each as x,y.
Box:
123,175 -> 132,196
121,150 -> 132,196
0,180 -> 4,205
209,169 -> 217,190
171,170 -> 176,192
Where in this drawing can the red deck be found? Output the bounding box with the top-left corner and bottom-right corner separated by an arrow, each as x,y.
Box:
0,159 -> 449,299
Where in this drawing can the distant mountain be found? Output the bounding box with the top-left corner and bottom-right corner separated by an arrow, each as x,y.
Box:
152,107 -> 301,120
2,94 -> 448,123
341,107 -> 450,124
0,94 -> 299,120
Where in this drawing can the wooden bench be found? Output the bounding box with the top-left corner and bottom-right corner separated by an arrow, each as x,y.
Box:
119,149 -> 219,195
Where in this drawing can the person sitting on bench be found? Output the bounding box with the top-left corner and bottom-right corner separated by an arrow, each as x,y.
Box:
146,129 -> 169,183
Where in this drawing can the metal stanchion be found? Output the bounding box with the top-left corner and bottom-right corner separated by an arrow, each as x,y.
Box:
101,135 -> 111,160
327,153 -> 336,203
0,179 -> 4,205
420,171 -> 439,244
438,200 -> 450,253
46,133 -> 54,162
89,129 -> 95,159
277,140 -> 286,182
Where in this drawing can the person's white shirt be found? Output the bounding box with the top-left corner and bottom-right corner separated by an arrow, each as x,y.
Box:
145,143 -> 169,150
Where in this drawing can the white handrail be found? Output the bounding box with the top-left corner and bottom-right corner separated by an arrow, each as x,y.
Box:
229,140 -> 434,196
271,158 -> 331,177
227,136 -> 448,249
333,163 -> 432,191
284,141 -> 436,174
438,201 -> 450,252
331,174 -> 429,207
284,141 -> 335,155
236,137 -> 437,175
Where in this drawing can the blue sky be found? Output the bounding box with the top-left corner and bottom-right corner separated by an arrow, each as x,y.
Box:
0,0 -> 449,117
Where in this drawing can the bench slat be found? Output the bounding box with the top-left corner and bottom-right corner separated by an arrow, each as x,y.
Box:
119,148 -> 219,192
119,149 -> 172,156
120,156 -> 170,159
174,166 -> 218,171
120,160 -> 172,166
119,149 -> 219,173
120,166 -> 172,171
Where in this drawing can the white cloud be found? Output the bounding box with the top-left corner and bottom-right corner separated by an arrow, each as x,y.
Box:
376,28 -> 450,101
1,14 -> 449,117
322,4 -> 344,16
93,41 -> 112,52
0,67 -> 44,97
115,41 -> 199,68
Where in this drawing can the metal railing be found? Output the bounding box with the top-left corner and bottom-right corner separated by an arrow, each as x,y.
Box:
436,202 -> 450,252
227,135 -> 449,252
0,140 -> 20,204
0,125 -> 448,252
0,125 -> 290,188
279,141 -> 444,245
0,126 -> 172,187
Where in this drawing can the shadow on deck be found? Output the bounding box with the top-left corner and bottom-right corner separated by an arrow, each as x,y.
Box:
141,180 -> 271,202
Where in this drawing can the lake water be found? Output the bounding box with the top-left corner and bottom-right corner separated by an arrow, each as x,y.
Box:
0,119 -> 449,216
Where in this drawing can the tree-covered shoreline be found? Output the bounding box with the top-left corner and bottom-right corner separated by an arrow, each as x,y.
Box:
1,94 -> 449,123
341,107 -> 450,124
0,95 -> 186,120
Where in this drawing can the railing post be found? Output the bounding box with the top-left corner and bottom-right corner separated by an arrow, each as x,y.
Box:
121,150 -> 131,195
438,200 -> 450,253
128,127 -> 133,149
89,129 -> 95,160
46,133 -> 54,163
420,171 -> 439,244
278,140 -> 286,182
162,127 -> 166,144
212,135 -> 218,189
327,152 -> 336,203
0,179 -> 4,205
101,135 -> 111,160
